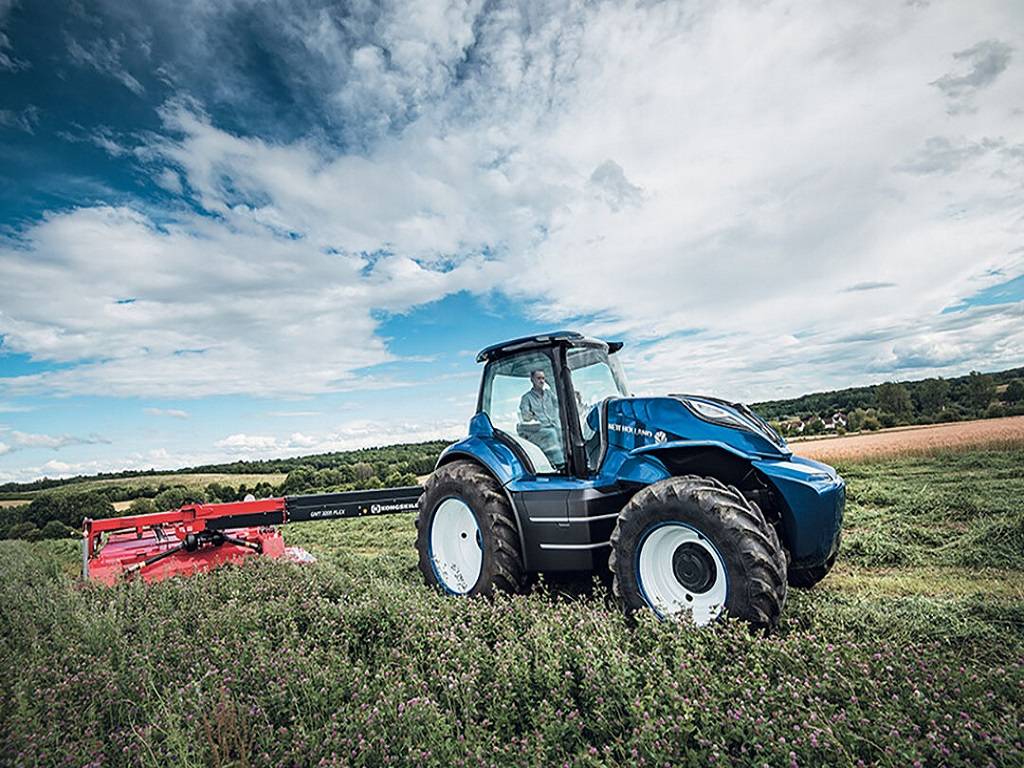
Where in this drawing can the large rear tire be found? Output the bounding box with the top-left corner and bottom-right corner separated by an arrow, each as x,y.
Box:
609,475 -> 787,629
416,460 -> 524,596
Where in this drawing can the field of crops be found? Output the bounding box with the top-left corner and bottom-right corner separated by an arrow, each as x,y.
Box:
793,414 -> 1024,463
2,447 -> 1022,766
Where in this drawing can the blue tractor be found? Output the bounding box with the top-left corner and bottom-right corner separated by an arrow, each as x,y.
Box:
415,332 -> 844,628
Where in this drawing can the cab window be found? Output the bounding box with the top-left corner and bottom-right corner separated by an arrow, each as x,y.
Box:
480,351 -> 565,473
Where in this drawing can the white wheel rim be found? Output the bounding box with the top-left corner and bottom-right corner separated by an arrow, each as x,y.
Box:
637,523 -> 728,625
429,497 -> 483,594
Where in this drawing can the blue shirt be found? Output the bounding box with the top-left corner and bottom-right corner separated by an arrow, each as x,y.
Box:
519,387 -> 560,427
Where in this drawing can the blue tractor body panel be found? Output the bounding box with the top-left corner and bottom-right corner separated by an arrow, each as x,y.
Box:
752,455 -> 845,568
438,412 -> 527,486
436,334 -> 845,576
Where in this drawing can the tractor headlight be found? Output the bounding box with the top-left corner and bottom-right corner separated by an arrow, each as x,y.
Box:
684,399 -> 750,430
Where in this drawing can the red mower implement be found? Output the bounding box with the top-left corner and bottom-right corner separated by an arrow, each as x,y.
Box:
82,487 -> 423,584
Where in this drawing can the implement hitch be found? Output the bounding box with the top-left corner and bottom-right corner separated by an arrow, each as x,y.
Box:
82,486 -> 423,585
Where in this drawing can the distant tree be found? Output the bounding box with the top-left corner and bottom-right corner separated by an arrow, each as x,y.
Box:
846,408 -> 872,432
6,522 -> 40,540
384,471 -> 418,487
282,466 -> 317,495
876,382 -> 913,417
40,520 -> 75,539
862,412 -> 882,431
351,462 -> 375,482
966,371 -> 995,411
128,498 -> 157,515
251,482 -> 277,499
985,402 -> 1005,419
25,492 -> 113,529
916,378 -> 950,414
314,468 -> 346,488
1006,379 -> 1024,404
153,486 -> 205,512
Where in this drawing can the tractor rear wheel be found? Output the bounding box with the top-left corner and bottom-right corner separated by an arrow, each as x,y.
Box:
416,460 -> 524,596
609,475 -> 787,629
788,549 -> 838,589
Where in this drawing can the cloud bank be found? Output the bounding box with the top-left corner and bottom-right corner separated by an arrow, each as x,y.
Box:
0,0 -> 1021,475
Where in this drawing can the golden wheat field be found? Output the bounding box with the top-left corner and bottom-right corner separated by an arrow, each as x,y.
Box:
793,414 -> 1024,462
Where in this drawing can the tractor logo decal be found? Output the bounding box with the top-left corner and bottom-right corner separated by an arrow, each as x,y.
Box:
371,501 -> 418,514
608,422 -> 654,439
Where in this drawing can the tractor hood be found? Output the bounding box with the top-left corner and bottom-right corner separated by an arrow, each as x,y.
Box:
602,394 -> 790,460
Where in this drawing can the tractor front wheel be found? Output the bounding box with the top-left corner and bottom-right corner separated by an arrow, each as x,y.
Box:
416,460 -> 524,596
609,475 -> 787,629
788,549 -> 838,589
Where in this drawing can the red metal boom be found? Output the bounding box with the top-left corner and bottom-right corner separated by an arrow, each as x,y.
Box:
82,486 -> 422,584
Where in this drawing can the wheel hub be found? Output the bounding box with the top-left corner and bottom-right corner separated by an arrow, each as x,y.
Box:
636,522 -> 728,624
671,542 -> 716,593
429,497 -> 483,594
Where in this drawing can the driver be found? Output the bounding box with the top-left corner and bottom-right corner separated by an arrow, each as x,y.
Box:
519,369 -> 565,467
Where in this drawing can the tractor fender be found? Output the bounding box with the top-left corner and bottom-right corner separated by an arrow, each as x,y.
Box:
436,416 -> 532,569
620,440 -> 764,502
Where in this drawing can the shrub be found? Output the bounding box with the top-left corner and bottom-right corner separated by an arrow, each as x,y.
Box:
39,520 -> 76,539
128,497 -> 158,515
24,492 -> 114,529
153,486 -> 206,511
4,522 -> 39,541
1006,378 -> 1024,404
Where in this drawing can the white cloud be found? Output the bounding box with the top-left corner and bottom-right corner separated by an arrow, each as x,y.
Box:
0,441 -> 9,456
213,419 -> 462,457
0,105 -> 38,133
144,407 -> 190,419
65,34 -> 144,95
214,433 -> 280,452
7,430 -> 109,451
1,0 -> 1023,413
0,0 -> 25,72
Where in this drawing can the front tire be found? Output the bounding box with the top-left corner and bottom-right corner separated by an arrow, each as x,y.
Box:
788,549 -> 838,589
609,475 -> 787,629
416,460 -> 524,596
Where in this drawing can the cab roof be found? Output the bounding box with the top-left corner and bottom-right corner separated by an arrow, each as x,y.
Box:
475,330 -> 623,363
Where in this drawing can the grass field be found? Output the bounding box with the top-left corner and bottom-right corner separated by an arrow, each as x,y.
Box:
1,447 -> 1022,766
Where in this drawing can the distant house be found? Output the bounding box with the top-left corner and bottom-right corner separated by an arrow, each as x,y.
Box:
826,412 -> 847,430
781,418 -> 805,434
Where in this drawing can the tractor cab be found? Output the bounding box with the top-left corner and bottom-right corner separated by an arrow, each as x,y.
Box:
475,331 -> 628,477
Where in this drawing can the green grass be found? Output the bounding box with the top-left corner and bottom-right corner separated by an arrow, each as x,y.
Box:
1,448 -> 1022,766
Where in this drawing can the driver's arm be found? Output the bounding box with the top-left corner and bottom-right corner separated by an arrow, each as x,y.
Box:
519,393 -> 536,422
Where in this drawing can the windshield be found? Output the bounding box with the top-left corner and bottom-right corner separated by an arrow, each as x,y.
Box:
567,346 -> 629,471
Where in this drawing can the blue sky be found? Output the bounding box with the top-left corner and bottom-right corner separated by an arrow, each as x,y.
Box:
1,0 -> 1022,483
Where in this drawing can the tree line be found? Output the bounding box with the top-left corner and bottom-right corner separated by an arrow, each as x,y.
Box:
754,367 -> 1024,436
